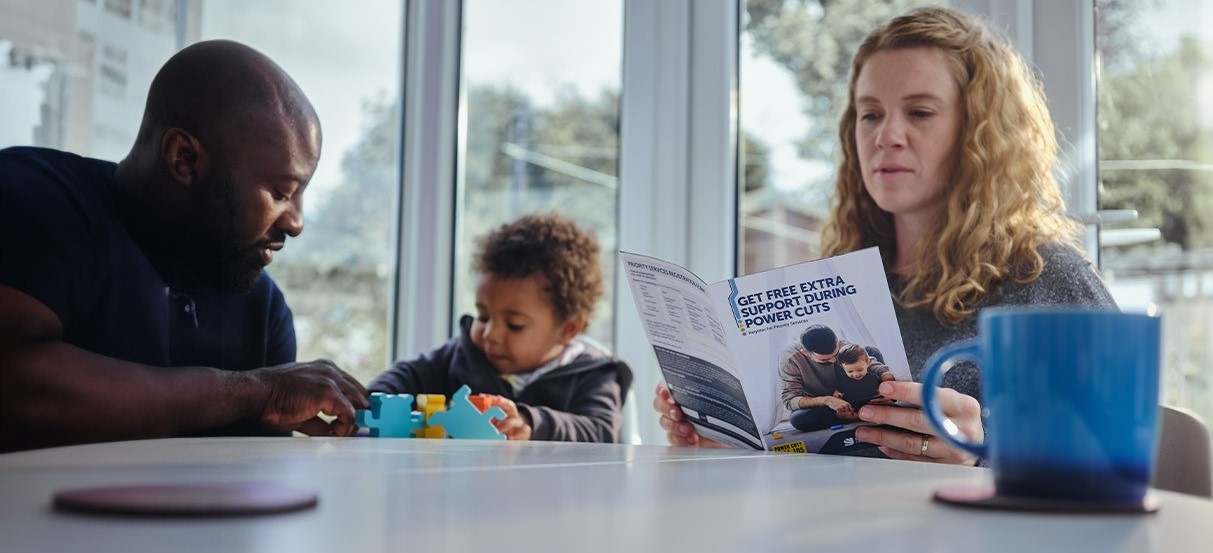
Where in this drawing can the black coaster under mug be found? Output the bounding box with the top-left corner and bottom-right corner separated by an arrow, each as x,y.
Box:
932,484 -> 1159,514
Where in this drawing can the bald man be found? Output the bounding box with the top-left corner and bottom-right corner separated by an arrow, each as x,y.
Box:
0,40 -> 369,452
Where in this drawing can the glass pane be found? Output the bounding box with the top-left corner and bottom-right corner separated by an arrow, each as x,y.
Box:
200,1 -> 402,384
0,0 -> 181,160
738,0 -> 945,275
0,0 -> 402,385
456,0 -> 622,347
1096,0 -> 1213,425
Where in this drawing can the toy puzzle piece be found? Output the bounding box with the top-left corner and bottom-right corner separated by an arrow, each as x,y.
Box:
356,392 -> 422,438
416,394 -> 447,439
427,385 -> 507,440
468,394 -> 493,413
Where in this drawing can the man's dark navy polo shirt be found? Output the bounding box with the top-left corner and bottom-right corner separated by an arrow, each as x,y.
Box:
0,146 -> 295,371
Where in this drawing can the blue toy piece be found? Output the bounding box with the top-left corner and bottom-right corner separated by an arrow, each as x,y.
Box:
427,385 -> 507,440
355,392 -> 423,438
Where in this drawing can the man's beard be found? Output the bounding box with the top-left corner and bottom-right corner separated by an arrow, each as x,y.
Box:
181,169 -> 271,293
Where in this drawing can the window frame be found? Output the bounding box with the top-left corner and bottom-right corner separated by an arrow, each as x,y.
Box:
393,0 -> 461,360
391,0 -> 1103,444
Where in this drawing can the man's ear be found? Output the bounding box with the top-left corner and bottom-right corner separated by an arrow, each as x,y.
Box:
559,314 -> 588,344
161,128 -> 206,186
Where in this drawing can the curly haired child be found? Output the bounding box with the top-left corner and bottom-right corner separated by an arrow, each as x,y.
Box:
369,213 -> 632,442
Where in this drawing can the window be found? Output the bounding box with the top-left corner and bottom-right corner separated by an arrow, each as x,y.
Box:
738,0 -> 944,275
455,0 -> 623,348
0,0 -> 403,385
200,0 -> 403,384
97,44 -> 128,99
1095,0 -> 1213,424
104,0 -> 132,19
138,0 -> 177,33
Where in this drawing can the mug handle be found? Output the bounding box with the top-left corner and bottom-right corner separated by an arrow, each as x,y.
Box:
919,339 -> 987,460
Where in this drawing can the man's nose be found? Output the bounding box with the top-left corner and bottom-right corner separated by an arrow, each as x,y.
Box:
278,196 -> 304,237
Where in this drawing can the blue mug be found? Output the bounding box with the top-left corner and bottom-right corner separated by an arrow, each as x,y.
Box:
920,308 -> 1162,503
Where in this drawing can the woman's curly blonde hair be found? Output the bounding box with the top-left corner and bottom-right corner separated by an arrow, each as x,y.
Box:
821,7 -> 1082,325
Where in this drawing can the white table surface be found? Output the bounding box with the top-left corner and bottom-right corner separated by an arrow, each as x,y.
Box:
1,437 -> 1210,553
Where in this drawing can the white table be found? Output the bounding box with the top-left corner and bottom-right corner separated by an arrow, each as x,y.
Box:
1,437 -> 1210,552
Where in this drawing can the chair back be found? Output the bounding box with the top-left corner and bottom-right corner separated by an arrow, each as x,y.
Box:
1154,405 -> 1212,498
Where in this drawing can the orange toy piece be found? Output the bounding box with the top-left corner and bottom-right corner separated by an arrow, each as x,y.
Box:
468,394 -> 494,413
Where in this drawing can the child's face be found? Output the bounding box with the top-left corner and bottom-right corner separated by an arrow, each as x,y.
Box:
470,273 -> 584,375
841,359 -> 869,380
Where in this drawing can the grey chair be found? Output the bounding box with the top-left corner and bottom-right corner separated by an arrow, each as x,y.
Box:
1154,405 -> 1212,498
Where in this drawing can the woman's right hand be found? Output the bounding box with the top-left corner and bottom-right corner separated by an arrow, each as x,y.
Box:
653,381 -> 727,448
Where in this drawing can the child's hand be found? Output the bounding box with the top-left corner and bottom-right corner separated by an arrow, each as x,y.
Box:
832,390 -> 844,399
489,395 -> 532,441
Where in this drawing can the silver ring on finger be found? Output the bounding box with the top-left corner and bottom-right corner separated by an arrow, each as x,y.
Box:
919,434 -> 930,457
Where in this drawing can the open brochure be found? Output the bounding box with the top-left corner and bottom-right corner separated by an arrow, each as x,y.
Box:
621,247 -> 911,454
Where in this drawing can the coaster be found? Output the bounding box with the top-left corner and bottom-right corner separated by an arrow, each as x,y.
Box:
53,483 -> 318,517
932,484 -> 1159,514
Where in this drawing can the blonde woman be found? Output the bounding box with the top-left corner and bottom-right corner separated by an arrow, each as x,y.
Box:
655,7 -> 1116,465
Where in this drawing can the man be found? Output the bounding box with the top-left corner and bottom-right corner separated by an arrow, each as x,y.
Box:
0,40 -> 369,453
778,324 -> 894,431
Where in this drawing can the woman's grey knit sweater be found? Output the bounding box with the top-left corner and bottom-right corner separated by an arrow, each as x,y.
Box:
893,242 -> 1118,402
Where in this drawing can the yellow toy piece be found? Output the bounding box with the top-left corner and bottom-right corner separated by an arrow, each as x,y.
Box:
416,394 -> 448,438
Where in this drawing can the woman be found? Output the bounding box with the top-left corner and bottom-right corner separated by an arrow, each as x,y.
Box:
654,7 -> 1116,464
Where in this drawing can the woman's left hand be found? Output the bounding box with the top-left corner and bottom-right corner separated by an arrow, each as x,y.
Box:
854,380 -> 982,465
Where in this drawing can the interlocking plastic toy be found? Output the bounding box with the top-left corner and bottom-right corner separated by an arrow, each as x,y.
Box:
416,394 -> 448,439
354,385 -> 505,440
355,393 -> 423,438
428,386 -> 508,441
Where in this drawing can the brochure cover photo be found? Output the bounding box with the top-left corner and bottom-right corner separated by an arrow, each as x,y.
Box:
621,247 -> 912,454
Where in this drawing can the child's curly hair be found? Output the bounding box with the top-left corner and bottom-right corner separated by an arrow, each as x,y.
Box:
474,213 -> 603,322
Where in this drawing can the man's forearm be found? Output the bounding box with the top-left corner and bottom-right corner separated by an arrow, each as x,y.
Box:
0,340 -> 267,452
796,395 -> 833,409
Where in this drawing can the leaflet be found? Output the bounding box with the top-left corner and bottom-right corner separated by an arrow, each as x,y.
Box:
621,247 -> 912,453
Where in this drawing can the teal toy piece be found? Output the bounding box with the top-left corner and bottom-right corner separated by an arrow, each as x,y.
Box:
427,385 -> 507,440
355,392 -> 423,438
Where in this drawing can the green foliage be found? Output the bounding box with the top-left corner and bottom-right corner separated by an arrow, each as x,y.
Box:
744,0 -> 935,162
268,95 -> 400,382
290,95 -> 398,269
1099,37 -> 1213,249
456,85 -> 622,342
742,133 -> 771,192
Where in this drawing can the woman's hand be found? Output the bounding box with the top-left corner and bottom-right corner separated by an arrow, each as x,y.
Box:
652,381 -> 727,448
854,381 -> 982,465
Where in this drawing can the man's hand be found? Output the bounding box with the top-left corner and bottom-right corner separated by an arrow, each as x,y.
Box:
822,396 -> 854,415
250,360 -> 369,437
489,395 -> 532,441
